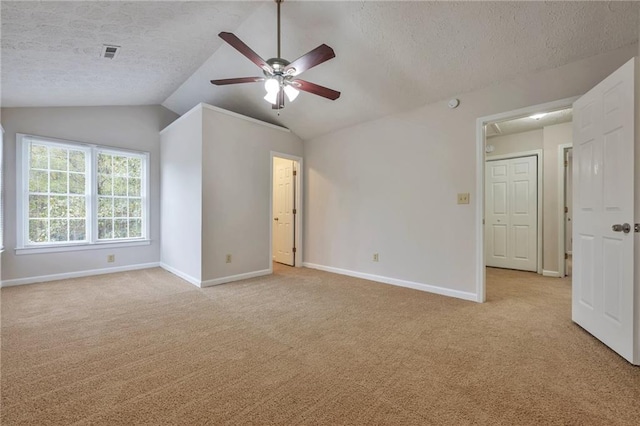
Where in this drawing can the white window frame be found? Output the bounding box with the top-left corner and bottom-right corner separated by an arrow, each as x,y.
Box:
16,133 -> 151,255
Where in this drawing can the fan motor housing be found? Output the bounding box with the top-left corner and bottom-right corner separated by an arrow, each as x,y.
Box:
265,57 -> 293,76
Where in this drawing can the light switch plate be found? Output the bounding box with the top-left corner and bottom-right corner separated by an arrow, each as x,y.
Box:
457,193 -> 470,204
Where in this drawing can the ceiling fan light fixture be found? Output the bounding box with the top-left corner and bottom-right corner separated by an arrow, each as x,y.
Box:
264,78 -> 280,94
284,84 -> 299,102
264,90 -> 279,105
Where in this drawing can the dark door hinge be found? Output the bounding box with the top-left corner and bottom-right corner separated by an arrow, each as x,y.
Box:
293,170 -> 297,176
292,247 -> 297,253
292,208 -> 297,214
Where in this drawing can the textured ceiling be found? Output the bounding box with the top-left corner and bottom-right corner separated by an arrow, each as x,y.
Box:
486,108 -> 573,138
2,1 -> 639,140
0,1 -> 258,106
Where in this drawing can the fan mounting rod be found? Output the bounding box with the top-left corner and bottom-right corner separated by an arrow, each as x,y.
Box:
276,0 -> 283,59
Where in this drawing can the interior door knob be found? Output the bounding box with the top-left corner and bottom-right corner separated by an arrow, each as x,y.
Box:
612,223 -> 631,233
274,217 -> 279,221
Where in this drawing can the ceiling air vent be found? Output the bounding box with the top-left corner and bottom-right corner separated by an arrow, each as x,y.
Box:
100,44 -> 120,60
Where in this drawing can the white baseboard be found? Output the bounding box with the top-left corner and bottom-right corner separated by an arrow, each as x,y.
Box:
159,263 -> 201,287
1,262 -> 160,288
159,264 -> 272,288
542,270 -> 561,278
201,269 -> 272,287
302,262 -> 477,302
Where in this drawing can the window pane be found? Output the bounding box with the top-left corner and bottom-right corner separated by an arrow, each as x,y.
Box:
69,196 -> 85,218
50,195 -> 68,218
98,153 -> 112,174
98,219 -> 113,239
128,178 -> 141,196
98,174 -> 112,196
113,177 -> 127,196
69,173 -> 85,194
30,144 -> 48,169
113,156 -> 128,175
29,195 -> 49,218
50,219 -> 68,241
114,219 -> 128,238
69,150 -> 85,172
69,219 -> 86,241
29,170 -> 48,193
50,148 -> 68,171
114,198 -> 128,217
50,171 -> 68,194
128,157 -> 141,178
129,219 -> 142,238
29,219 -> 48,243
98,197 -> 113,218
129,198 -> 142,217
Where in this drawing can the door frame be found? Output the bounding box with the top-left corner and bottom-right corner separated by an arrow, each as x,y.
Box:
475,96 -> 579,302
270,151 -> 303,268
557,143 -> 573,278
485,150 -> 543,275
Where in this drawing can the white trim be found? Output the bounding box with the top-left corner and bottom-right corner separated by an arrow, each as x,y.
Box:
303,262 -> 477,302
270,151 -> 303,268
200,269 -> 271,288
15,239 -> 151,255
0,262 -> 160,287
160,103 -> 290,135
557,143 -> 573,278
542,270 -> 561,278
486,149 -> 544,275
159,262 -> 202,287
475,96 -> 579,303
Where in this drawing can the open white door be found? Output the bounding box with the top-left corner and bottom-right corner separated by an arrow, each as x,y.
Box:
572,58 -> 636,364
273,157 -> 295,266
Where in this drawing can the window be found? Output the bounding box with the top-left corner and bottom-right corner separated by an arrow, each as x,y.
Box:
16,134 -> 149,253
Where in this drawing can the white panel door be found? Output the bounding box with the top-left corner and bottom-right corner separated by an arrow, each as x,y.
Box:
572,58 -> 635,363
273,158 -> 294,266
485,156 -> 537,271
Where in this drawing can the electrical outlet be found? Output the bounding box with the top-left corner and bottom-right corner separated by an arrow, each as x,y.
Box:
226,254 -> 232,264
457,193 -> 470,204
373,253 -> 379,262
107,254 -> 115,263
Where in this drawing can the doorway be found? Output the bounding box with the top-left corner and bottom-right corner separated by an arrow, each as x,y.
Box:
271,153 -> 302,267
476,97 -> 578,302
558,145 -> 573,277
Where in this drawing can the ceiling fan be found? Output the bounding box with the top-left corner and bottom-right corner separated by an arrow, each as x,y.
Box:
210,0 -> 340,110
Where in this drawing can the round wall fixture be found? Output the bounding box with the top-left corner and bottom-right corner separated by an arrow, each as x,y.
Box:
448,98 -> 460,109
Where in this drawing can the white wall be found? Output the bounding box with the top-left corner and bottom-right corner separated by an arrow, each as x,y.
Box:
304,43 -> 637,299
159,107 -> 203,283
487,129 -> 543,157
201,105 -> 303,282
543,122 -> 573,274
0,106 -> 178,284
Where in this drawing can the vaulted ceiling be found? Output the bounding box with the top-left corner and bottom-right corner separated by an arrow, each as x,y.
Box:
2,1 -> 638,139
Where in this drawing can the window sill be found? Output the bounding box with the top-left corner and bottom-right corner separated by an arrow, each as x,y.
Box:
15,240 -> 151,255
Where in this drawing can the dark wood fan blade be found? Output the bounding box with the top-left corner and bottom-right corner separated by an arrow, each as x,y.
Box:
272,88 -> 285,109
210,77 -> 265,85
292,79 -> 340,100
285,44 -> 335,76
219,32 -> 273,74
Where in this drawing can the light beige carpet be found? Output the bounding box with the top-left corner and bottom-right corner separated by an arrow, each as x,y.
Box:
1,265 -> 639,425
